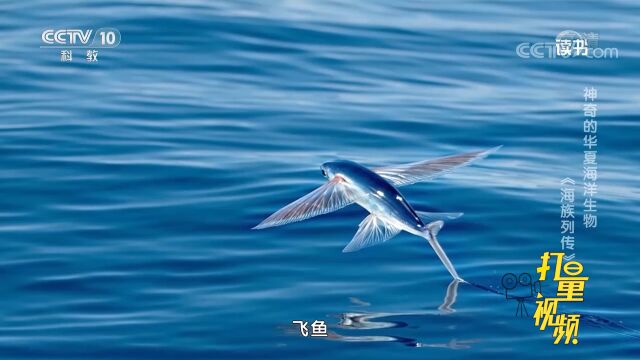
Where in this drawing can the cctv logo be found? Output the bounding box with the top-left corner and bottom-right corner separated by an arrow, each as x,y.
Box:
42,29 -> 93,46
41,28 -> 121,48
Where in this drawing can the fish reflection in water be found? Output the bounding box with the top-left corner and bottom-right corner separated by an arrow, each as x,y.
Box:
325,330 -> 480,349
339,279 -> 460,329
415,339 -> 481,349
327,280 -> 479,348
320,278 -> 640,347
348,297 -> 371,307
438,279 -> 460,313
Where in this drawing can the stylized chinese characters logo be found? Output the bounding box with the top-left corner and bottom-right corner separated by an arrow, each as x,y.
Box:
534,252 -> 589,344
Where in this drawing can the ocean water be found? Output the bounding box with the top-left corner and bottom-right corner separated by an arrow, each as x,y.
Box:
1,0 -> 639,359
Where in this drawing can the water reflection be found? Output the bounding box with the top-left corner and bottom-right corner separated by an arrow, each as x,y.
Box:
327,280 -> 474,348
415,338 -> 481,349
348,297 -> 371,307
438,279 -> 460,313
321,278 -> 640,347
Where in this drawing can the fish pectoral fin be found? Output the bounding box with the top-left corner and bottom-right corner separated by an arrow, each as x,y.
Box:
253,176 -> 354,229
373,146 -> 501,186
416,211 -> 463,223
342,214 -> 402,253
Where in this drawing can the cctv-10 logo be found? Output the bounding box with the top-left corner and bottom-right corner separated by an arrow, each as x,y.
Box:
41,28 -> 121,48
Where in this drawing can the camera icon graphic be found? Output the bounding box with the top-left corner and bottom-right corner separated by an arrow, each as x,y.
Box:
501,272 -> 542,317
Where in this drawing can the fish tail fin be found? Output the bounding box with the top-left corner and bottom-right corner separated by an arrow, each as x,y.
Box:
421,220 -> 465,282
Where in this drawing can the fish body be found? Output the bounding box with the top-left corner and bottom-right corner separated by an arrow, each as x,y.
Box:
254,146 -> 502,281
321,160 -> 424,236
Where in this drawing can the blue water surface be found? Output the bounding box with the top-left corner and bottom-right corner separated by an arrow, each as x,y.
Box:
1,1 -> 639,359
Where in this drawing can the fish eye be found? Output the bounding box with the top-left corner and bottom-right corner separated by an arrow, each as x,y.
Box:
321,168 -> 327,177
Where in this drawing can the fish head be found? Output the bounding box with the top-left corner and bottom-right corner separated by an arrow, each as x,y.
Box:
320,161 -> 345,180
321,160 -> 359,181
320,162 -> 331,179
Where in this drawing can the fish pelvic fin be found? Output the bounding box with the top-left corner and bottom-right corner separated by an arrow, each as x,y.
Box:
342,214 -> 402,253
422,220 -> 465,282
